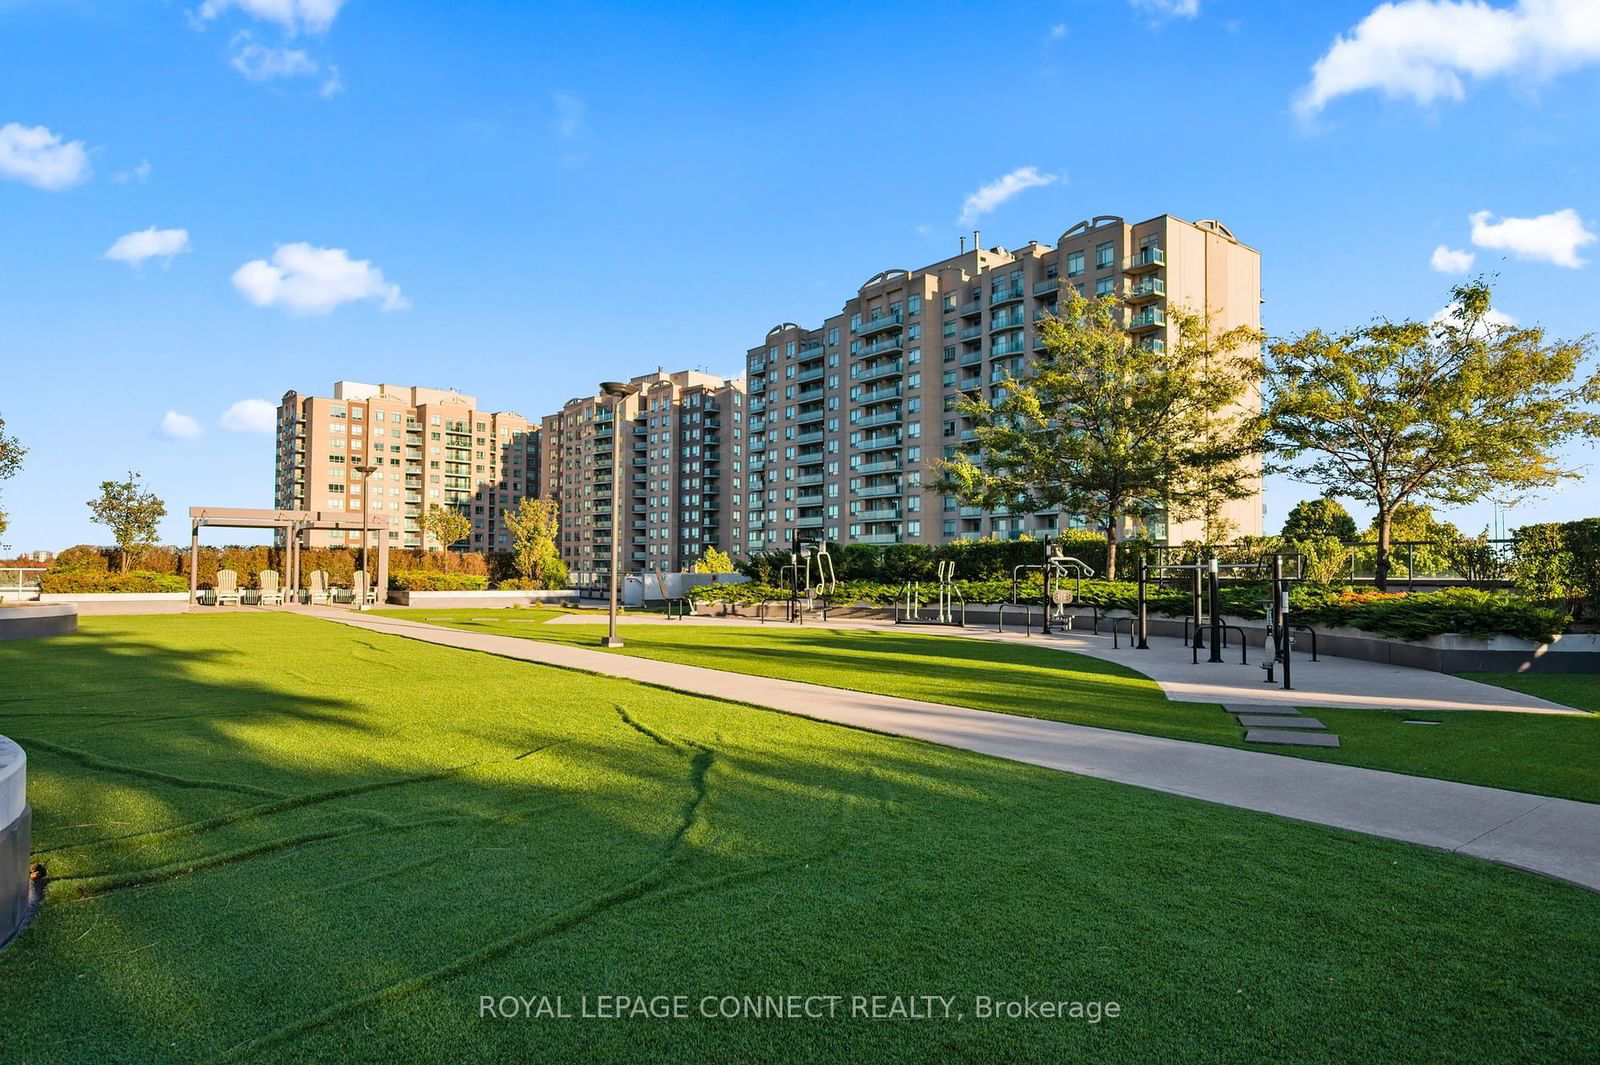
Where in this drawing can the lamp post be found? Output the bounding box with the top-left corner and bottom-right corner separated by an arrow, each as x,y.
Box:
355,463 -> 377,610
598,381 -> 637,647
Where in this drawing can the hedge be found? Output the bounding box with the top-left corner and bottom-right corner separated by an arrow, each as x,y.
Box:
387,571 -> 489,592
39,570 -> 189,593
1510,519 -> 1600,617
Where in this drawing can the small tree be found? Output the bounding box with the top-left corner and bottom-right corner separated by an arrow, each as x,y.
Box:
941,293 -> 1264,579
0,413 -> 22,544
1281,498 -> 1357,543
1265,281 -> 1600,588
88,471 -> 166,573
691,546 -> 734,574
420,504 -> 472,551
502,498 -> 567,588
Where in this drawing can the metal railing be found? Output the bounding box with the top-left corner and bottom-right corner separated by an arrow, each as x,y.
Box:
0,567 -> 46,601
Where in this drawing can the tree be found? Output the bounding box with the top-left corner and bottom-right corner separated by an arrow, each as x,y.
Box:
87,471 -> 166,573
1281,498 -> 1357,543
691,546 -> 734,574
420,504 -> 472,551
940,292 -> 1264,579
1265,281 -> 1600,588
0,413 -> 22,545
502,498 -> 567,588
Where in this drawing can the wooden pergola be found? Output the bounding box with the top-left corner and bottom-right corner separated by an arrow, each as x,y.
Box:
186,507 -> 390,605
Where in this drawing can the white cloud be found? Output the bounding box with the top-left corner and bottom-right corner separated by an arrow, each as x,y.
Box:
1469,208 -> 1595,267
1297,0 -> 1600,117
220,398 -> 276,433
230,36 -> 318,80
104,227 -> 192,267
160,411 -> 203,440
0,123 -> 91,190
1429,244 -> 1476,272
232,242 -> 409,314
1048,22 -> 1069,39
957,166 -> 1061,226
197,0 -> 346,35
1130,0 -> 1200,20
114,160 -> 152,184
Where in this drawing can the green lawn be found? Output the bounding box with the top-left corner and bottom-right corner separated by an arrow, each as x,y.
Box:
0,614 -> 1595,1062
379,610 -> 1600,804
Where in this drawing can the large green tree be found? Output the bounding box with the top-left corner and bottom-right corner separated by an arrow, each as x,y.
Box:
503,497 -> 568,588
1264,282 -> 1600,589
1281,497 -> 1357,543
87,471 -> 166,573
941,293 -> 1264,579
0,413 -> 22,544
420,504 -> 472,551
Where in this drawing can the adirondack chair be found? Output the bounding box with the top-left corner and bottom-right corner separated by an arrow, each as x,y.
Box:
308,570 -> 330,604
215,569 -> 241,606
353,570 -> 377,605
258,569 -> 284,606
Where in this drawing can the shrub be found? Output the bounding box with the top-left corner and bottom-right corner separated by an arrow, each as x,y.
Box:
39,570 -> 188,593
388,571 -> 489,592
50,545 -> 111,572
1511,519 -> 1600,617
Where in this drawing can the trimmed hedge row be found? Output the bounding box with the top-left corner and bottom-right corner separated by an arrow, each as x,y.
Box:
387,571 -> 490,592
38,570 -> 190,593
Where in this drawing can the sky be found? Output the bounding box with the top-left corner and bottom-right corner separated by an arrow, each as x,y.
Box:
3,0 -> 1599,551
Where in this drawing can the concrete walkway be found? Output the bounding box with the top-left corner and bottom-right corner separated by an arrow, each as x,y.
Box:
322,609 -> 1600,891
537,609 -> 1580,715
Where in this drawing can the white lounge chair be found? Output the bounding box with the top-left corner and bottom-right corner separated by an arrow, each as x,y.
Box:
308,569 -> 330,604
215,569 -> 241,606
258,569 -> 284,606
353,570 -> 378,605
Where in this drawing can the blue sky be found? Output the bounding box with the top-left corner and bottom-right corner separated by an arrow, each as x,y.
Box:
3,0 -> 1599,550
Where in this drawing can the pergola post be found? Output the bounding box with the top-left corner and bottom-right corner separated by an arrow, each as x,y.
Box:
188,522 -> 200,606
376,527 -> 389,607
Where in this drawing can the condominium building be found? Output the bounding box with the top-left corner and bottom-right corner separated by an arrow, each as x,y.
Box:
275,381 -> 541,552
743,213 -> 1262,551
540,369 -> 744,584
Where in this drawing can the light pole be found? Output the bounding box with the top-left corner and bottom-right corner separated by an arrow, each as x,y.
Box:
598,381 -> 637,646
355,463 -> 377,610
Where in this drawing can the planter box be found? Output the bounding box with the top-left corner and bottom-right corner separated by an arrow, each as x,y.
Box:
36,593 -> 190,616
386,589 -> 581,609
0,736 -> 29,948
0,604 -> 79,639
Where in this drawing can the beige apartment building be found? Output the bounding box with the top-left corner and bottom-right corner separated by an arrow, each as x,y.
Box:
275,382 -> 541,552
743,213 -> 1263,553
540,369 -> 744,585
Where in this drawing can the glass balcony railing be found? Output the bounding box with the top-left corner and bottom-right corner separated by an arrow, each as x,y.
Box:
989,285 -> 1025,306
853,360 -> 903,383
1128,277 -> 1166,301
1129,307 -> 1167,330
856,409 -> 902,429
1032,278 -> 1060,296
852,311 -> 903,336
1127,247 -> 1166,271
855,482 -> 901,498
854,384 -> 901,404
856,336 -> 904,358
958,324 -> 984,341
856,458 -> 900,474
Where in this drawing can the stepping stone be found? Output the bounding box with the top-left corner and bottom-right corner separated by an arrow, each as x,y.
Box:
1222,703 -> 1302,716
1237,715 -> 1327,729
1244,729 -> 1341,748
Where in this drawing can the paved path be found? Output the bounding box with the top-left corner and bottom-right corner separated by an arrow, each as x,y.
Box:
535,609 -> 1580,715
324,609 -> 1600,891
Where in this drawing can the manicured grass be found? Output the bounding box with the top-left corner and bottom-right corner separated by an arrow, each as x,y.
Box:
380,610 -> 1600,804
1,614 -> 1597,1062
1459,672 -> 1600,713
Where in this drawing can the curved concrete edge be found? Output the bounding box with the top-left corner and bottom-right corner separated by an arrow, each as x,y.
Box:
0,604 -> 78,640
0,736 -> 29,948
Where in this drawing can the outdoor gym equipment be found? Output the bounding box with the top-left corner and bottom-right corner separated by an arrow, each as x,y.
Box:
896,560 -> 966,626
1140,555 -> 1256,665
1010,543 -> 1096,635
774,536 -> 836,624
1260,552 -> 1318,690
656,566 -> 693,620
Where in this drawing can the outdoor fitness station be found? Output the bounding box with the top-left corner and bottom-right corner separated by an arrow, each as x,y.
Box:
763,535 -> 836,623
1000,543 -> 1097,635
896,560 -> 966,626
185,507 -> 391,607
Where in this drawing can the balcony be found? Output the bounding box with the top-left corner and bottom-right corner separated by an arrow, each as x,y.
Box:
857,504 -> 901,521
958,505 -> 986,518
796,428 -> 825,445
797,383 -> 825,402
856,336 -> 904,358
958,374 -> 982,390
859,431 -> 901,449
749,359 -> 767,374
796,488 -> 824,504
959,299 -> 982,318
857,458 -> 900,474
1126,247 -> 1166,272
1032,277 -> 1060,296
798,343 -> 826,359
855,482 -> 901,498
853,311 -> 903,336
797,365 -> 825,384
958,324 -> 983,341
1128,277 -> 1166,302
854,383 -> 901,404
1139,338 -> 1167,354
796,514 -> 825,528
854,360 -> 903,384
959,350 -> 983,368
990,285 -> 1025,306
856,409 -> 901,429
990,312 -> 1027,332
959,429 -> 978,442
858,532 -> 902,545
991,337 -> 1027,357
796,472 -> 825,486
1129,307 -> 1167,331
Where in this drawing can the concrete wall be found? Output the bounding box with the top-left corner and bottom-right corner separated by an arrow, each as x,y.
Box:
0,736 -> 28,948
0,604 -> 79,639
385,589 -> 580,608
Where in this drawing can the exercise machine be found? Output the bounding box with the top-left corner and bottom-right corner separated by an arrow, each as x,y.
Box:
897,560 -> 966,626
775,536 -> 836,624
1011,542 -> 1096,635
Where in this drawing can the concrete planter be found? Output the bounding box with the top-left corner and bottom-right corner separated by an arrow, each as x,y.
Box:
0,736 -> 28,948
0,604 -> 78,640
386,589 -> 581,609
36,593 -> 189,616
